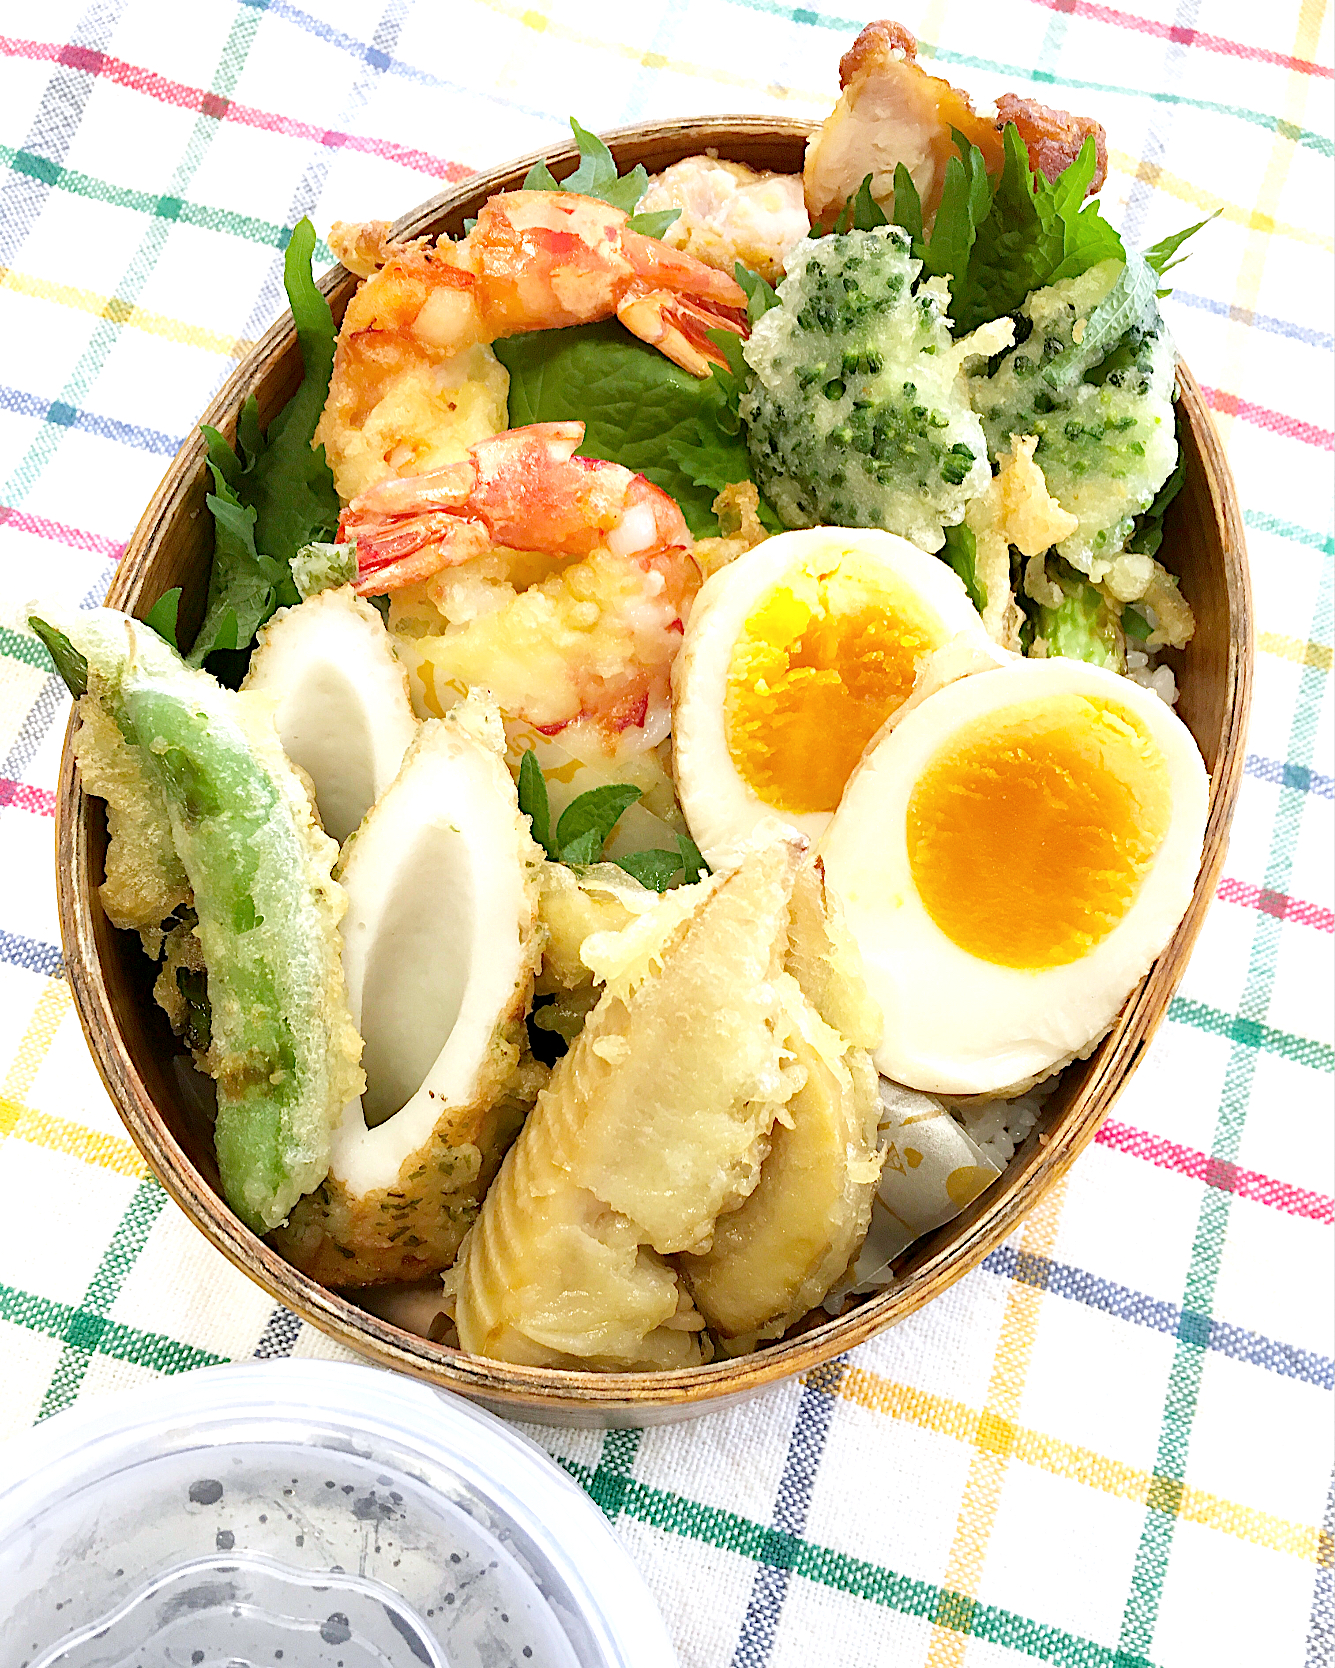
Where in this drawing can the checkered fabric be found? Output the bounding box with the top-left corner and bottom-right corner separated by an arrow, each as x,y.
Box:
0,3 -> 1330,1664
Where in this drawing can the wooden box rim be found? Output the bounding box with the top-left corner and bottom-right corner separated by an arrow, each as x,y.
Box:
54,116 -> 1252,1424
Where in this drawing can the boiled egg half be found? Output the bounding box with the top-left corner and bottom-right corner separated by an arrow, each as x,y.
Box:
820,657 -> 1209,1097
672,527 -> 989,868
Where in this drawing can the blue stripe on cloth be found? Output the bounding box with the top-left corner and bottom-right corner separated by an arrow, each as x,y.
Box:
0,929 -> 63,978
0,0 -> 130,265
983,1247 -> 1333,1389
1170,290 -> 1335,353
1305,1467 -> 1335,1667
235,0 -> 558,121
0,383 -> 181,457
1245,755 -> 1335,799
731,1361 -> 846,1667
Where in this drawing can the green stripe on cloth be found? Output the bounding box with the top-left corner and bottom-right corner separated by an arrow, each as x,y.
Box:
0,624 -> 51,672
557,1459 -> 1152,1667
0,143 -> 335,262
1244,509 -> 1335,555
1116,535 -> 1334,1657
1,1278 -> 227,1376
1168,997 -> 1335,1072
36,1176 -> 168,1419
585,1426 -> 644,1519
0,5 -> 266,511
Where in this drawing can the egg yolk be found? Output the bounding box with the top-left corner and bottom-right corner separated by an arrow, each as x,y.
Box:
725,553 -> 945,815
906,694 -> 1173,970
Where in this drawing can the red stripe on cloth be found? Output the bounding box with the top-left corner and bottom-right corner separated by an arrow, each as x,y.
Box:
1025,0 -> 1333,76
0,778 -> 56,816
1096,1119 -> 1335,1223
0,37 -> 472,183
1198,385 -> 1335,451
1218,877 -> 1335,934
0,502 -> 125,559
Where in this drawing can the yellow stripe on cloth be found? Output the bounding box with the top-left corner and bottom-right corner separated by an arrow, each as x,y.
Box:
0,266 -> 254,361
1201,0 -> 1331,449
1258,632 -> 1335,672
1106,153 -> 1335,253
835,1364 -> 1328,1563
1,980 -> 71,1106
923,1177 -> 1071,1662
0,1097 -> 145,1177
0,980 -> 144,1178
475,0 -> 830,104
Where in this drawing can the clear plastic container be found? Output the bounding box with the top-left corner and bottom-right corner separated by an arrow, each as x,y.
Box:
0,1359 -> 676,1668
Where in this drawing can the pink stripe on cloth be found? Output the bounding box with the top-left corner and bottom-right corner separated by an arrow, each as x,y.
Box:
1096,1118 -> 1335,1224
0,36 -> 472,182
1025,0 -> 1334,77
1218,877 -> 1335,934
0,502 -> 124,560
1198,385 -> 1335,451
0,779 -> 55,816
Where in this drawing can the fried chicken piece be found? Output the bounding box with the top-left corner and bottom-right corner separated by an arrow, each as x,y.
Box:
994,93 -> 1107,191
804,21 -> 1106,231
805,21 -> 1001,230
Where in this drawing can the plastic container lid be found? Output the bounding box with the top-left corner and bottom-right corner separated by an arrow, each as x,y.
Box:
0,1359 -> 677,1668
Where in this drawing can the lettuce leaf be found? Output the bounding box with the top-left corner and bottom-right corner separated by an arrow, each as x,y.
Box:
185,218 -> 340,664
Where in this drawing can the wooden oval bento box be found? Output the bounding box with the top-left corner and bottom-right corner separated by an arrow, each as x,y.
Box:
55,118 -> 1252,1425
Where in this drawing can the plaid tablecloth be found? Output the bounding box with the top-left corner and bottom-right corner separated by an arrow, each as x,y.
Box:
0,3 -> 1330,1664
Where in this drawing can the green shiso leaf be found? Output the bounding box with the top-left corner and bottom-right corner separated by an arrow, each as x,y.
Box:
940,523 -> 986,613
811,173 -> 890,237
556,783 -> 642,865
517,748 -> 557,860
1044,250 -> 1158,389
952,127 -> 1124,334
676,830 -> 709,883
614,848 -> 684,891
1144,214 -> 1216,288
497,321 -> 748,536
143,587 -> 181,651
523,118 -> 649,214
184,217 -> 340,665
628,207 -> 682,239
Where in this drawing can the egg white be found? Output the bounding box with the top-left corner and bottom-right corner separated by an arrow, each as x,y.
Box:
818,657 -> 1210,1097
672,527 -> 990,870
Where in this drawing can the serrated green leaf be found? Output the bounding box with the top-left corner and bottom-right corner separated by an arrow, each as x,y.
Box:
734,262 -> 780,328
627,207 -> 681,239
1144,214 -> 1215,283
497,322 -> 740,536
952,127 -> 1123,336
614,848 -> 683,891
191,217 -> 340,663
525,118 -> 649,213
940,522 -> 986,613
676,831 -> 709,883
891,163 -> 926,260
143,587 -> 181,650
517,748 -> 557,859
1045,253 -> 1157,388
556,783 -> 642,864
523,158 -> 561,191
920,133 -> 991,286
28,617 -> 88,697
